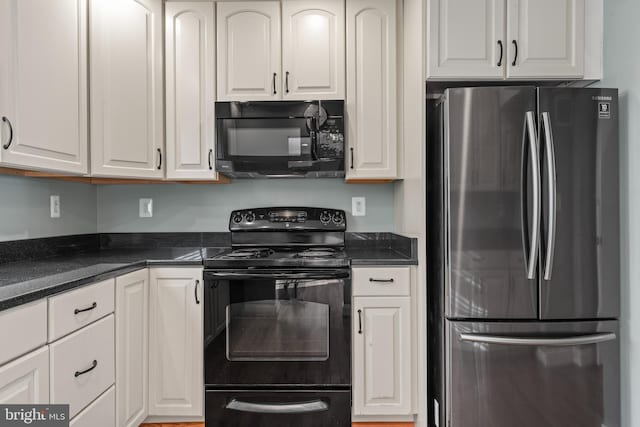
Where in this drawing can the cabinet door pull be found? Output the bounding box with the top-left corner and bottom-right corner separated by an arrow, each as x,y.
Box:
357,309 -> 362,334
74,360 -> 98,378
208,149 -> 214,170
157,148 -> 162,170
74,302 -> 97,315
369,278 -> 394,283
2,116 -> 13,150
285,71 -> 290,94
350,148 -> 354,169
195,280 -> 200,304
497,41 -> 504,66
512,40 -> 518,66
273,72 -> 277,95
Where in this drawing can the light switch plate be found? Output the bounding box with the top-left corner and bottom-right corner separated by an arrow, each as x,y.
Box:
139,198 -> 153,218
352,197 -> 366,216
50,195 -> 60,218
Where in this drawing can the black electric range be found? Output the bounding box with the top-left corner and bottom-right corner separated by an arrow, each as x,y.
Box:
203,207 -> 352,427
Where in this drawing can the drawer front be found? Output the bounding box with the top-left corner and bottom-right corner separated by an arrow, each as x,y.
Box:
353,267 -> 411,296
50,315 -> 115,418
49,279 -> 115,342
70,386 -> 115,427
0,300 -> 48,365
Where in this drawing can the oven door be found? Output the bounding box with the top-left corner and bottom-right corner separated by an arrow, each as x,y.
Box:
206,390 -> 351,427
204,269 -> 351,388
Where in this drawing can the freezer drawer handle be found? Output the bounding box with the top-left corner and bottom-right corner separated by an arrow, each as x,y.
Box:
541,112 -> 557,281
460,332 -> 616,347
226,399 -> 328,414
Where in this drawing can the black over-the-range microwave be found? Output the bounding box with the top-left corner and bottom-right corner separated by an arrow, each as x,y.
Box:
215,100 -> 345,178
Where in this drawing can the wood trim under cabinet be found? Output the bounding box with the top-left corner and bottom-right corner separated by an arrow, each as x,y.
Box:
352,423 -> 414,427
345,178 -> 395,184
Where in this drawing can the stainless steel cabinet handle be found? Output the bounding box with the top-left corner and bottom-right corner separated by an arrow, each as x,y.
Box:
357,309 -> 362,334
460,332 -> 616,347
226,399 -> 328,414
285,71 -> 290,94
521,111 -> 541,280
369,278 -> 394,283
195,280 -> 200,304
512,40 -> 518,66
74,360 -> 98,377
541,112 -> 557,281
157,148 -> 162,170
497,40 -> 503,66
272,72 -> 277,95
208,149 -> 214,170
74,302 -> 97,315
2,116 -> 13,149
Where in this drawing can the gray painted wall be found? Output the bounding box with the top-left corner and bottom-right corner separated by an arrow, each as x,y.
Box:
0,175 -> 97,242
97,180 -> 394,232
600,1 -> 640,426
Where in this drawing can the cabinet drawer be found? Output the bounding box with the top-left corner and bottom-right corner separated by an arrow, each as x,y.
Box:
70,386 -> 115,427
353,267 -> 410,296
48,279 -> 115,342
50,315 -> 115,418
0,300 -> 48,366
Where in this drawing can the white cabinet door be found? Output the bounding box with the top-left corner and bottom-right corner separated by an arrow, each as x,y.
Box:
148,268 -> 203,417
115,270 -> 149,427
353,297 -> 411,416
166,1 -> 218,180
507,0 -> 584,78
346,0 -> 398,179
90,0 -> 164,178
0,346 -> 49,405
216,2 -> 281,101
0,0 -> 87,174
427,0 -> 506,79
282,0 -> 345,100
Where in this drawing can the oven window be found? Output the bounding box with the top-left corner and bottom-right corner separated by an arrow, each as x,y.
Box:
226,279 -> 332,362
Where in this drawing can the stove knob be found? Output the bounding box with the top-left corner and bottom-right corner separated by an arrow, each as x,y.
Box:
245,212 -> 256,223
320,211 -> 332,224
232,213 -> 244,224
332,211 -> 344,225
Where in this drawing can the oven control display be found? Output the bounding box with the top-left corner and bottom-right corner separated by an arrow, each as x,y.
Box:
269,210 -> 307,223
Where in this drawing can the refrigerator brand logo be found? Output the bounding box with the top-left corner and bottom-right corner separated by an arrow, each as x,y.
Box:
592,95 -> 612,101
0,406 -> 68,427
598,102 -> 611,119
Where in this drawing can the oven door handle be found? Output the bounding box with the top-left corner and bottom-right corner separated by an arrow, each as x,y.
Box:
204,270 -> 350,280
226,399 -> 328,414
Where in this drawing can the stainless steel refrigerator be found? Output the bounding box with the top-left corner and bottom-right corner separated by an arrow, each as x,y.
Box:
427,86 -> 620,427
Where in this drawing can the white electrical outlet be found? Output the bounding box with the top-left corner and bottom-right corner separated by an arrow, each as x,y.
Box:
352,197 -> 366,216
50,195 -> 60,218
139,198 -> 153,218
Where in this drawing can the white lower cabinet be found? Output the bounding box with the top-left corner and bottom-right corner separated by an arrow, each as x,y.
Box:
148,267 -> 204,417
115,270 -> 149,427
50,314 -> 115,418
0,346 -> 49,405
70,386 -> 115,427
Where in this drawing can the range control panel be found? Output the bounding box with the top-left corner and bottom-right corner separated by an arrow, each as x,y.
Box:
229,207 -> 347,231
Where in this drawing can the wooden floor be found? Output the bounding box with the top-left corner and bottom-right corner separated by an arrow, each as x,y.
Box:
140,424 -> 204,427
141,423 -> 413,427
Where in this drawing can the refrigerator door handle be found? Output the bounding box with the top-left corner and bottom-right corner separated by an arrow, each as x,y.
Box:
541,112 -> 557,281
521,111 -> 541,280
460,332 -> 616,347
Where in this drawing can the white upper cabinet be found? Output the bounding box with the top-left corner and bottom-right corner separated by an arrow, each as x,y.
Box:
346,0 -> 398,179
0,0 -> 88,174
166,1 -> 218,180
427,0 -> 505,79
427,0 -> 592,80
90,0 -> 164,179
282,0 -> 345,100
216,2 -> 281,101
506,0 -> 585,78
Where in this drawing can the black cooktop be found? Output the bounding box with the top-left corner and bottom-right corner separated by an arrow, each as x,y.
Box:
204,247 -> 349,269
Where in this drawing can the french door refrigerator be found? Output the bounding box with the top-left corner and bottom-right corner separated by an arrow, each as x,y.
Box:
427,86 -> 620,427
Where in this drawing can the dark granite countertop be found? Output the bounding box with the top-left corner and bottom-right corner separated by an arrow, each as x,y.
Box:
0,232 -> 417,312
